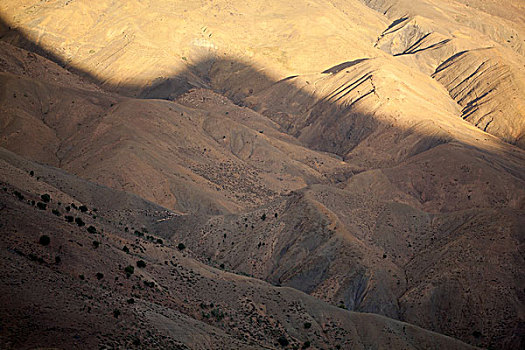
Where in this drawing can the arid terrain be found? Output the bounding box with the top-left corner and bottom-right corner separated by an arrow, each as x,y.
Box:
0,0 -> 523,349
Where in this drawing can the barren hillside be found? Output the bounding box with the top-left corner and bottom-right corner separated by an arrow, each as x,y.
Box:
0,0 -> 524,349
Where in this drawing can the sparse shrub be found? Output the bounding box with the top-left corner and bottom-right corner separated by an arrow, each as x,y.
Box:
14,191 -> 24,200
75,217 -> 85,227
29,170 -> 34,176
472,331 -> 482,339
55,256 -> 61,264
87,225 -> 97,234
36,202 -> 47,210
156,238 -> 163,244
65,206 -> 71,212
96,272 -> 104,280
177,243 -> 186,251
277,336 -> 289,347
261,213 -> 266,221
71,203 -> 77,210
304,322 -> 312,329
124,265 -> 134,276
31,200 -> 35,206
65,215 -> 74,222
52,209 -> 61,216
113,309 -> 120,318
123,246 -> 130,253
92,241 -> 100,249
219,263 -> 225,269
211,308 -> 224,321
39,235 -> 50,246
134,230 -> 144,237
275,213 -> 278,218
136,260 -> 146,268
79,274 -> 85,280
40,194 -> 51,203
127,298 -> 135,304
143,280 -> 155,288
302,341 -> 311,349
79,205 -> 88,213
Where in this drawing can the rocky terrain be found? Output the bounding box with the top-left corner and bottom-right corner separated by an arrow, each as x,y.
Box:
0,0 -> 524,349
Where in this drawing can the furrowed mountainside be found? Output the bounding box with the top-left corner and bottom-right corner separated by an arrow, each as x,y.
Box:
0,0 -> 523,349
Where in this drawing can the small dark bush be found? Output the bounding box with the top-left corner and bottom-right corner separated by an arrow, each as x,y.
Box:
113,309 -> 120,318
261,213 -> 266,221
39,235 -> 50,246
125,265 -> 134,276
36,202 -> 47,210
143,280 -> 155,288
219,263 -> 225,269
29,170 -> 34,176
71,203 -> 77,210
136,260 -> 146,268
134,230 -> 144,237
79,274 -> 85,280
40,194 -> 51,203
302,341 -> 311,349
472,331 -> 482,339
65,206 -> 71,212
304,322 -> 312,329
52,209 -> 61,216
156,238 -> 163,244
96,272 -> 104,280
14,191 -> 24,200
65,215 -> 74,222
92,241 -> 100,249
127,298 -> 135,304
75,217 -> 85,227
277,336 -> 289,347
123,246 -> 130,253
55,256 -> 61,264
79,205 -> 88,213
177,243 -> 186,251
87,225 -> 97,234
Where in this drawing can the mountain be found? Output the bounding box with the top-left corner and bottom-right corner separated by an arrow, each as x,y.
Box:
0,0 -> 524,349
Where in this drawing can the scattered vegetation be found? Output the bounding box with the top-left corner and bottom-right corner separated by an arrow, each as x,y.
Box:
124,265 -> 135,276
177,243 -> 186,251
65,215 -> 74,222
52,209 -> 61,216
143,280 -> 155,288
277,336 -> 289,347
39,235 -> 50,246
92,241 -> 100,249
40,194 -> 51,203
75,217 -> 85,227
14,191 -> 24,200
87,225 -> 97,234
136,260 -> 146,268
36,202 -> 47,210
96,272 -> 104,280
304,322 -> 312,329
79,205 -> 88,213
